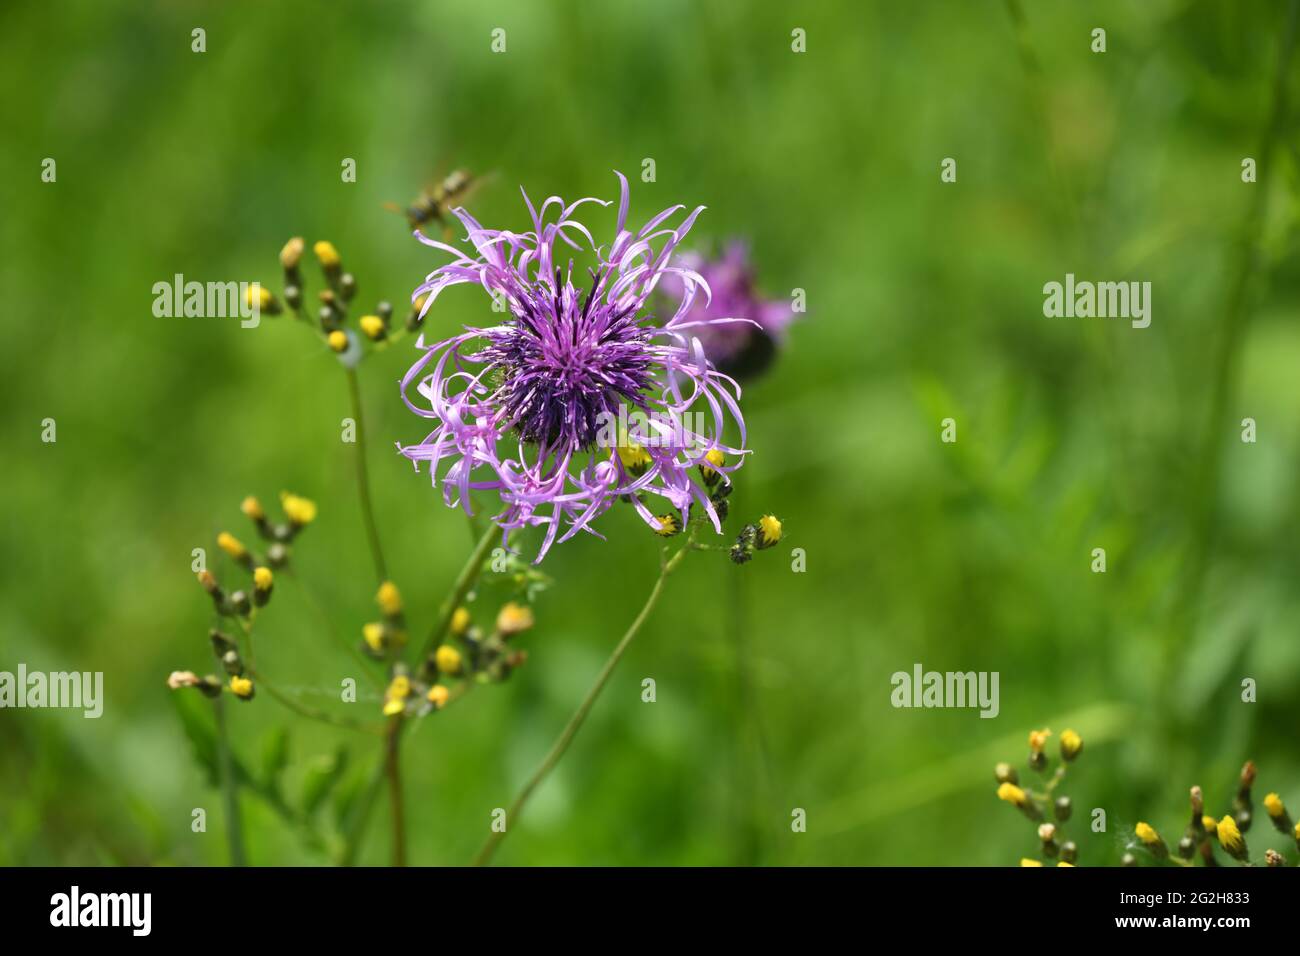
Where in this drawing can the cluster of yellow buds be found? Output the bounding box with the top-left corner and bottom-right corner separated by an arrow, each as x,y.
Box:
262,236 -> 420,362
994,728 -> 1083,865
361,580 -> 408,658
175,493 -> 316,705
412,599 -> 535,701
200,494 -> 315,619
1126,761 -> 1297,867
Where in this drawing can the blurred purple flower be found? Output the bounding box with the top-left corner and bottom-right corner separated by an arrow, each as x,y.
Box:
665,241 -> 796,379
398,173 -> 749,561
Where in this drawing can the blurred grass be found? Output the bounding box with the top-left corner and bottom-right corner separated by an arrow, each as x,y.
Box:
2,0 -> 1300,866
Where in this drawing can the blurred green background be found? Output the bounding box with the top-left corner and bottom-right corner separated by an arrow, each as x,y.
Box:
3,0 -> 1300,866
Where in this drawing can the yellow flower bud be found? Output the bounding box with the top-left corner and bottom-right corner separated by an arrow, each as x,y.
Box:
616,435 -> 652,473
313,240 -> 340,270
1135,822 -> 1161,846
377,581 -> 402,617
1057,861 -> 1074,867
328,329 -> 348,353
280,237 -> 304,270
1019,858 -> 1043,867
359,314 -> 386,340
450,606 -> 471,636
1202,815 -> 1217,833
197,569 -> 219,593
382,697 -> 405,717
389,675 -> 410,699
426,684 -> 450,709
1059,729 -> 1083,762
362,622 -> 385,653
245,284 -> 275,312
240,495 -> 264,521
1216,815 -> 1246,858
217,531 -> 247,560
997,782 -> 1028,808
280,491 -> 317,526
1264,792 -> 1285,819
253,566 -> 273,591
496,601 -> 534,637
435,645 -> 463,676
653,514 -> 679,537
1028,728 -> 1052,752
757,514 -> 783,548
230,675 -> 254,699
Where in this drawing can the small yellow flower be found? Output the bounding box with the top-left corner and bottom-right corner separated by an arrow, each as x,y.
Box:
1293,821 -> 1300,841
1264,792 -> 1285,820
1059,729 -> 1083,762
1028,728 -> 1052,753
616,434 -> 652,473
1135,822 -> 1161,846
496,601 -> 535,637
245,284 -> 275,312
450,606 -> 471,636
700,448 -> 725,484
240,496 -> 265,521
328,329 -> 348,353
1057,861 -> 1074,867
388,675 -> 411,700
653,514 -> 679,537
997,782 -> 1028,808
253,566 -> 273,591
313,240 -> 340,270
1216,815 -> 1246,858
1202,815 -> 1217,833
280,236 -> 304,270
382,697 -> 405,717
757,514 -> 782,548
217,531 -> 247,560
377,581 -> 402,617
362,622 -> 385,653
426,684 -> 450,709
280,491 -> 317,526
435,644 -> 463,675
359,314 -> 386,340
1019,858 -> 1043,867
197,569 -> 219,593
230,675 -> 254,699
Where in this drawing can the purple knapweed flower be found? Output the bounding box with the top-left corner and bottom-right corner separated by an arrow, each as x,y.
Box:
398,172 -> 750,561
663,241 -> 796,379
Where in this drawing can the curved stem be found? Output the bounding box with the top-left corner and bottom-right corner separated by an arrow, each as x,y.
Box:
472,538 -> 693,866
345,366 -> 388,584
213,696 -> 248,866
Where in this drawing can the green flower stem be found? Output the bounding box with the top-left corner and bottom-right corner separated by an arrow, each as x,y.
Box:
212,695 -> 248,866
345,365 -> 388,585
384,718 -> 407,867
472,534 -> 695,867
414,523 -> 500,666
340,524 -> 500,866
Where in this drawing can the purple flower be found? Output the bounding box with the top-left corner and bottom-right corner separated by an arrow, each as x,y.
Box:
398,172 -> 749,561
664,241 -> 796,379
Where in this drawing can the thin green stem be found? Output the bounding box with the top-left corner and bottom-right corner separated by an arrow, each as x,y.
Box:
345,366 -> 388,585
385,720 -> 407,866
213,696 -> 248,866
472,536 -> 694,866
415,523 -> 500,666
340,525 -> 499,866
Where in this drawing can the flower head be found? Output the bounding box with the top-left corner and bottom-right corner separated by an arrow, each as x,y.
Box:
1216,815 -> 1247,859
398,172 -> 748,561
661,240 -> 797,379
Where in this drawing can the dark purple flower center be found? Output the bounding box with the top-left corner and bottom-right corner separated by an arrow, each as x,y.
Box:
484,283 -> 657,450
